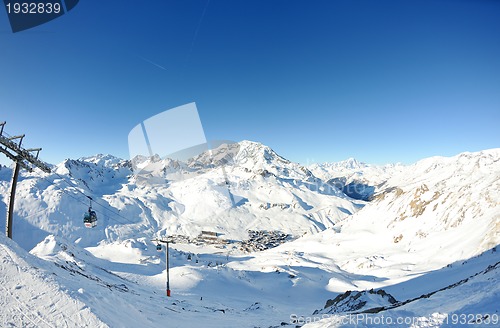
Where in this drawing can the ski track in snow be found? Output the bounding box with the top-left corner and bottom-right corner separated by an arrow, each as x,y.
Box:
0,242 -> 107,328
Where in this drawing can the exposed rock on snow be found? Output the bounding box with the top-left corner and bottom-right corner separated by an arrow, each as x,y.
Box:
315,289 -> 398,314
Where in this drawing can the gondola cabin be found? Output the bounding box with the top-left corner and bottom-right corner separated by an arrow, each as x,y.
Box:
84,210 -> 97,228
156,244 -> 162,252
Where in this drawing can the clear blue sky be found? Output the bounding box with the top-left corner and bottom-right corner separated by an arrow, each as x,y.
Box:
1,0 -> 499,166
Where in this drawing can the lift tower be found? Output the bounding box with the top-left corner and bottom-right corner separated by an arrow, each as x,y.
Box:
0,121 -> 51,239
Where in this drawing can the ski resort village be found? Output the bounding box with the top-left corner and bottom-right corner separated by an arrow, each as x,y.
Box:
0,128 -> 499,327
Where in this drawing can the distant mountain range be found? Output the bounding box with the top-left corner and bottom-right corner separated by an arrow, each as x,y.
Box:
1,141 -> 498,253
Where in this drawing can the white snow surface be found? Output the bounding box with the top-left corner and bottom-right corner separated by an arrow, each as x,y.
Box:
0,141 -> 498,327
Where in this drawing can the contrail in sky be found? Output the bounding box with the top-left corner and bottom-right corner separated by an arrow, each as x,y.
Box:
138,56 -> 167,71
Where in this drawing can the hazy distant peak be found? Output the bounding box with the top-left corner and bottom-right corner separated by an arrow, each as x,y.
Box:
78,154 -> 125,167
338,157 -> 367,169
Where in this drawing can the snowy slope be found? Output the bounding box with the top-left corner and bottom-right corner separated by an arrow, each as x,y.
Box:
303,249 -> 500,327
0,233 -> 107,327
0,143 -> 499,327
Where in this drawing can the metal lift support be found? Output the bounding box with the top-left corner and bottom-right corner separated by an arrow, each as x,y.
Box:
152,236 -> 175,297
0,121 -> 51,239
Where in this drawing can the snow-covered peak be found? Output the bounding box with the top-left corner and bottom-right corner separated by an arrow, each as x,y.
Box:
337,157 -> 367,170
186,140 -> 290,170
55,154 -> 130,176
131,154 -> 184,175
234,140 -> 289,164
386,147 -> 500,188
308,158 -> 404,198
308,157 -> 377,179
79,154 -> 126,168
129,140 -> 316,185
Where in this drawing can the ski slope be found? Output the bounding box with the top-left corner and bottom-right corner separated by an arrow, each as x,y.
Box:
0,142 -> 498,327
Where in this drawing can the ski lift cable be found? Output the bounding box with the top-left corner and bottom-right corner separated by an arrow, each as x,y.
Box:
47,170 -> 137,225
36,174 -> 136,226
14,206 -> 51,221
32,174 -> 90,209
37,175 -> 100,216
89,199 -> 137,225
50,171 -> 113,210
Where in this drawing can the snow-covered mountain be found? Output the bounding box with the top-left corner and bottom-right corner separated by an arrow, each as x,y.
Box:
0,141 -> 499,327
309,159 -> 404,200
0,141 -> 362,251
